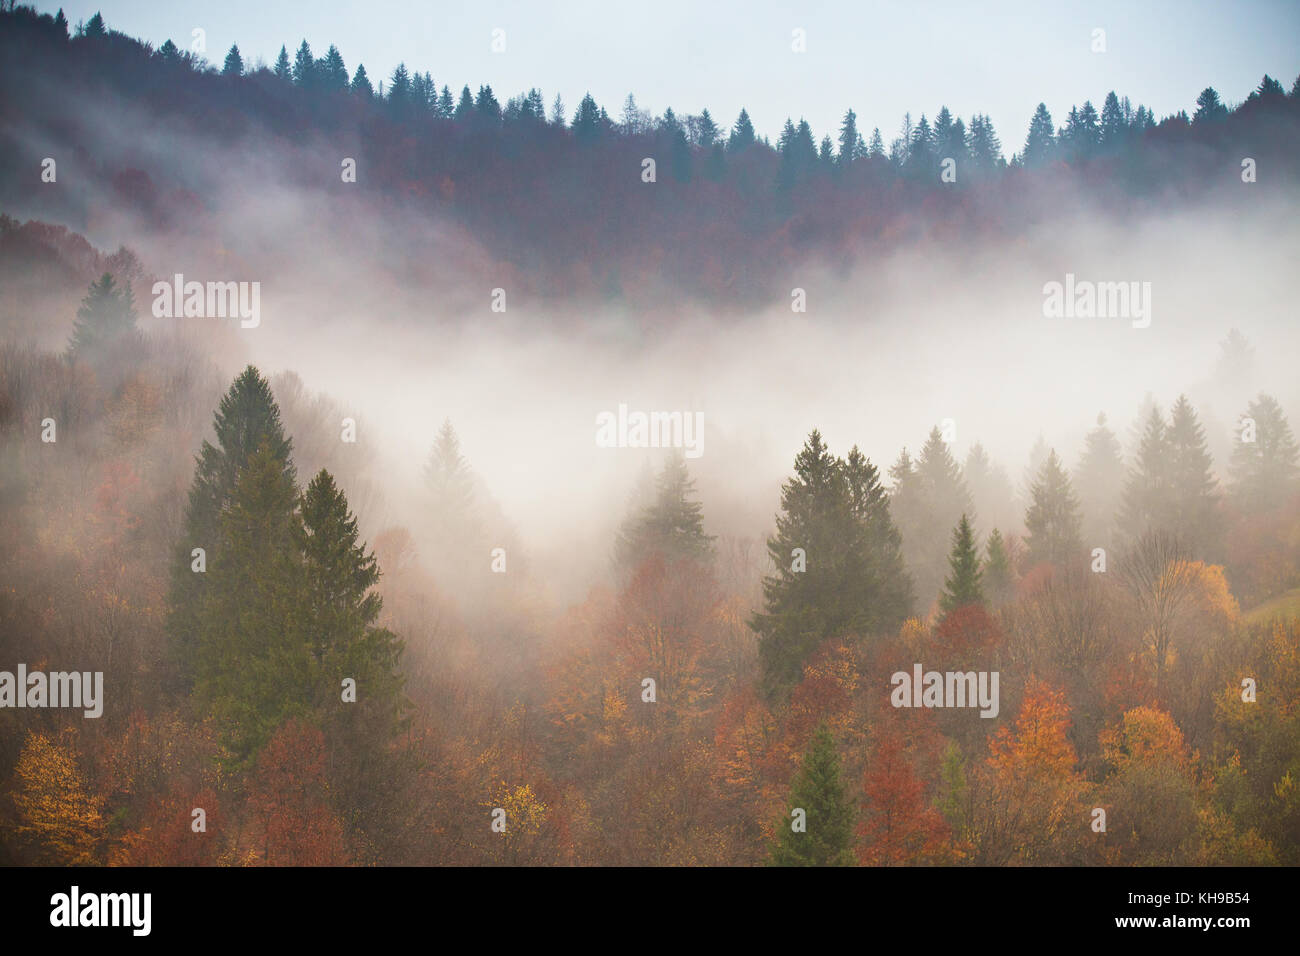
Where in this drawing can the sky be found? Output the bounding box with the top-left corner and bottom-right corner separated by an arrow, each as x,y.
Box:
39,0 -> 1300,154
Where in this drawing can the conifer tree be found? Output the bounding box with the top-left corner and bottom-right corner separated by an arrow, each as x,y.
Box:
1166,395 -> 1220,556
940,514 -> 984,613
615,451 -> 715,573
728,108 -> 756,150
1120,404 -> 1168,538
1024,450 -> 1083,568
350,64 -> 373,99
983,528 -> 1015,607
221,44 -> 243,77
1231,393 -> 1300,513
1022,103 -> 1055,166
769,725 -> 854,866
169,367 -> 294,689
292,40 -> 315,88
1074,413 -> 1125,551
274,45 -> 291,80
67,272 -> 137,360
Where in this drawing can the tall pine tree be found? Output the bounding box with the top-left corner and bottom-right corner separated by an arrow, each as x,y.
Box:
940,514 -> 984,613
769,725 -> 854,866
1024,449 -> 1083,568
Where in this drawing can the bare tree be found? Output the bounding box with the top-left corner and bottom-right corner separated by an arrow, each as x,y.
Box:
1117,529 -> 1198,692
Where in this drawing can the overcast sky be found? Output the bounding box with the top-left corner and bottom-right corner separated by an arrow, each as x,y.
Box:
42,1 -> 1300,153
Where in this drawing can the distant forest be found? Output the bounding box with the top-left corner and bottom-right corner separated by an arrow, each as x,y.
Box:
2,5 -> 1300,307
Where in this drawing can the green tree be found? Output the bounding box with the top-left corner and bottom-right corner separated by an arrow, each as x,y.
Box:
350,64 -> 373,99
221,43 -> 243,77
67,272 -> 137,359
273,44 -> 291,80
1024,450 -> 1083,568
169,367 -> 295,690
1021,103 -> 1055,166
769,725 -> 854,866
1120,404 -> 1168,539
1230,393 -> 1300,513
983,528 -> 1015,607
291,39 -> 315,88
1166,395 -> 1220,557
728,108 -> 756,151
940,514 -> 984,614
615,451 -> 715,573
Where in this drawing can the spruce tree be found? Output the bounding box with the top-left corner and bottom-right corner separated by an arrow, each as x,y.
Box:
983,528 -> 1015,607
194,440 -> 308,764
1074,413 -> 1125,551
1165,395 -> 1220,556
67,273 -> 137,360
940,514 -> 984,613
1120,404 -> 1168,538
615,451 -> 715,573
1024,449 -> 1083,568
1231,393 -> 1300,513
844,446 -> 914,629
292,40 -> 315,88
274,45 -> 291,80
769,725 -> 854,866
168,367 -> 294,690
221,44 -> 243,77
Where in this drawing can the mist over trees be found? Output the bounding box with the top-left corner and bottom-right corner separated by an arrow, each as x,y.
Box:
2,4 -> 1300,870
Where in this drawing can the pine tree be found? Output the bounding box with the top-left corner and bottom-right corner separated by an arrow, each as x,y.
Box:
67,272 -> 137,360
1166,395 -> 1220,557
964,442 -> 1015,539
983,528 -> 1015,607
1231,393 -> 1300,513
940,514 -> 984,613
769,725 -> 854,866
318,44 -> 347,93
299,470 -> 405,735
901,427 -> 975,611
1193,87 -> 1228,124
572,92 -> 601,142
837,108 -> 859,166
1120,404 -> 1168,539
752,432 -> 906,697
350,64 -> 373,99
1022,103 -> 1055,166
194,440 -> 308,764
168,367 -> 295,690
1024,450 -> 1083,568
1074,413 -> 1125,551
222,44 -> 243,77
728,108 -> 756,151
274,45 -> 291,81
615,451 -> 715,572
292,40 -> 315,88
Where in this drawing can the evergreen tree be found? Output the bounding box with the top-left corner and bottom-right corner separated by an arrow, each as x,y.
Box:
837,108 -> 859,166
1166,394 -> 1220,556
615,451 -> 715,572
867,127 -> 885,158
1121,403 -> 1168,538
475,84 -> 502,123
728,108 -> 756,151
299,469 -> 405,735
67,272 -> 137,360
983,528 -> 1015,607
1099,91 -> 1127,146
940,514 -> 984,613
292,40 -> 315,88
453,85 -> 474,121
194,440 -> 307,764
963,442 -> 1015,538
318,44 -> 348,93
1024,450 -> 1083,568
350,64 -> 373,99
1231,394 -> 1300,513
222,44 -> 243,77
572,92 -> 601,142
387,63 -> 411,113
169,367 -> 295,690
1193,87 -> 1228,124
769,725 -> 854,866
1074,413 -> 1125,551
1022,103 -> 1055,166
898,427 -> 974,609
274,44 -> 291,81
438,85 -> 455,119
752,432 -> 906,697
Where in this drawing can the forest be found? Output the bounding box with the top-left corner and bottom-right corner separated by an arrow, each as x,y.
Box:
1,5 -> 1299,867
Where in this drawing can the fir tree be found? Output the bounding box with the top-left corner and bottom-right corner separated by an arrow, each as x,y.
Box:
983,528 -> 1015,607
728,108 -> 756,151
1120,403 -> 1168,538
940,514 -> 984,613
769,725 -> 854,866
273,45 -> 291,81
221,44 -> 243,77
614,451 -> 715,573
1022,103 -> 1055,166
1166,394 -> 1220,557
350,64 -> 373,99
1231,393 -> 1300,513
67,272 -> 137,360
1024,450 -> 1083,568
292,40 -> 315,88
168,367 -> 294,690
1074,413 -> 1125,551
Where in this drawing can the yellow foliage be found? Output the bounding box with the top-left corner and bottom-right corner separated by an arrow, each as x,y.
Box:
13,731 -> 105,865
